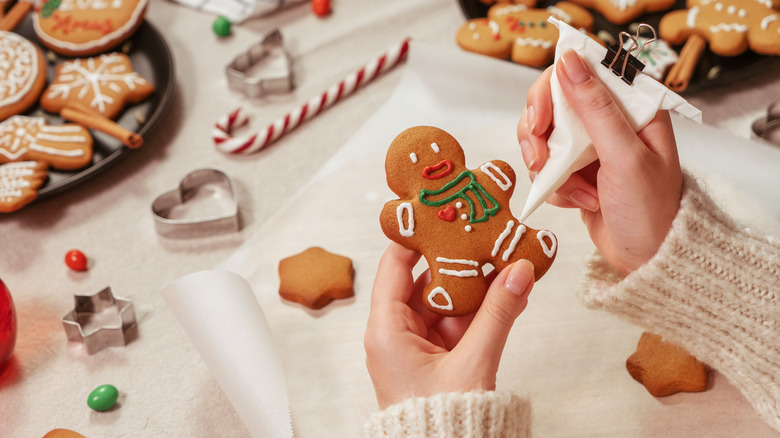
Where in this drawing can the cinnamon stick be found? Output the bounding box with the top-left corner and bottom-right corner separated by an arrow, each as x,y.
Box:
0,0 -> 32,31
665,34 -> 707,93
61,104 -> 143,149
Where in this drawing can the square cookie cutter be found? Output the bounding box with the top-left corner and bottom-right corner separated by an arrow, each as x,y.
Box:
62,287 -> 137,355
226,28 -> 295,98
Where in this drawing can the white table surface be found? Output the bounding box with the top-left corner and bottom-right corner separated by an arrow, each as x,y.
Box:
1,0 -> 779,436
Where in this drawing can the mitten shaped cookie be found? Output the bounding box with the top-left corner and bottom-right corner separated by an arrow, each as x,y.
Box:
0,161 -> 48,213
0,116 -> 93,170
380,126 -> 557,316
456,1 -> 594,67
660,0 -> 780,57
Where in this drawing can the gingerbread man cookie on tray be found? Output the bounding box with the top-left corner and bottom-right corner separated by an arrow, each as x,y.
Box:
380,126 -> 557,317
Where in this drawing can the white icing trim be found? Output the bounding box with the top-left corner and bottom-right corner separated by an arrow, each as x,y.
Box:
436,257 -> 479,267
491,221 -> 514,257
428,287 -> 454,311
709,23 -> 748,33
502,224 -> 526,262
438,268 -> 479,278
537,230 -> 557,258
0,31 -> 40,107
396,202 -> 414,237
687,6 -> 700,28
514,37 -> 554,49
761,14 -> 777,30
480,162 -> 512,191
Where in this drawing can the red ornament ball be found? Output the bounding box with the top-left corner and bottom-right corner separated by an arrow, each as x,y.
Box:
65,249 -> 88,271
312,0 -> 330,17
0,279 -> 17,372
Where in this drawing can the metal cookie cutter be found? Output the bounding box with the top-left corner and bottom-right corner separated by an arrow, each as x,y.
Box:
62,287 -> 137,355
226,28 -> 295,98
751,101 -> 780,147
151,168 -> 240,238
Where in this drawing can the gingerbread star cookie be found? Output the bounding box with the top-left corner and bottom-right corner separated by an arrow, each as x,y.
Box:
0,31 -> 47,121
380,126 -> 557,317
41,53 -> 154,120
33,0 -> 149,56
278,247 -> 355,310
0,161 -> 48,213
0,116 -> 93,170
456,2 -> 594,67
626,332 -> 710,397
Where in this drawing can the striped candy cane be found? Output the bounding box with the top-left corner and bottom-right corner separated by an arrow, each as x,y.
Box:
213,38 -> 411,155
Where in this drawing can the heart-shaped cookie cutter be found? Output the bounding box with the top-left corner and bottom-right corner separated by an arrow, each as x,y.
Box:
751,101 -> 780,147
226,28 -> 295,98
151,168 -> 239,238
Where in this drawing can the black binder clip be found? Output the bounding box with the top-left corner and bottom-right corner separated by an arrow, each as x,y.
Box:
601,24 -> 657,85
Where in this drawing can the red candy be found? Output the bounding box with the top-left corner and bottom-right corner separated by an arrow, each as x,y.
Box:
65,249 -> 88,271
312,0 -> 330,17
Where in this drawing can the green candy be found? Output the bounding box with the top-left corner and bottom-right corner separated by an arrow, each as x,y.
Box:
212,16 -> 232,37
87,384 -> 119,411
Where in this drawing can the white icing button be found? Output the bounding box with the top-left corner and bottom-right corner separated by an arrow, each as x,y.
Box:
460,214 -> 468,221
465,225 -> 472,232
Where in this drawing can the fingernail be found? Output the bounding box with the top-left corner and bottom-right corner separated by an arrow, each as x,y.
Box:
505,260 -> 534,297
569,189 -> 599,212
526,105 -> 536,134
561,51 -> 590,84
520,139 -> 536,170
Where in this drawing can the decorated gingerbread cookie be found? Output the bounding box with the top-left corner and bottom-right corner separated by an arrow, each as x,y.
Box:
660,0 -> 780,57
0,161 -> 48,213
0,116 -> 93,170
41,53 -> 154,120
456,2 -> 594,67
380,126 -> 557,317
0,31 -> 47,121
32,0 -> 149,56
567,0 -> 677,25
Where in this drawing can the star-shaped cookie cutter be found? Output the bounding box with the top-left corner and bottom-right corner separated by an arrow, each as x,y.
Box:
751,100 -> 780,147
226,28 -> 295,98
62,287 -> 137,355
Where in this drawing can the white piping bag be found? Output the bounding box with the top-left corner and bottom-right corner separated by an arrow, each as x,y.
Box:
162,270 -> 294,438
518,18 -> 702,222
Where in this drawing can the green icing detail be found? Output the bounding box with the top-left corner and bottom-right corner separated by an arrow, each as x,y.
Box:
41,0 -> 61,18
419,170 -> 500,223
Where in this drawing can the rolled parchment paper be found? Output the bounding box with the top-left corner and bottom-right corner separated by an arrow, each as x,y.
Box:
162,270 -> 293,438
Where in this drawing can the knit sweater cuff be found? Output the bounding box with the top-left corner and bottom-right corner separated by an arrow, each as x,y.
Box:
363,391 -> 530,438
577,173 -> 780,431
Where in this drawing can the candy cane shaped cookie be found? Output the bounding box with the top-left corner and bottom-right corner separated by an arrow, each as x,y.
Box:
213,38 -> 411,155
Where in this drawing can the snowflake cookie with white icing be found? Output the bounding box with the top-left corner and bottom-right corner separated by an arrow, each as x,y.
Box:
33,0 -> 149,56
0,116 -> 93,170
379,126 -> 558,317
41,53 -> 154,120
456,1 -> 594,67
660,0 -> 780,57
0,161 -> 48,213
0,31 -> 46,122
567,0 -> 677,25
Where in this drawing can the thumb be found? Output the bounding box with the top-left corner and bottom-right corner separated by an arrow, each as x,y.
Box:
556,50 -> 644,165
454,260 -> 535,366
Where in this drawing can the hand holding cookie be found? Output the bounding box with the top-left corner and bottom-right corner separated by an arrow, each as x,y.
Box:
365,242 -> 535,409
518,50 -> 682,274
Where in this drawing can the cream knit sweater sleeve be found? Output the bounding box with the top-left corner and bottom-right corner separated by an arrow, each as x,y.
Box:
364,391 -> 530,437
578,174 -> 780,432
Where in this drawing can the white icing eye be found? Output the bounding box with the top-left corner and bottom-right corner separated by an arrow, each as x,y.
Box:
430,142 -> 440,153
409,152 -> 418,163
715,2 -> 723,11
727,5 -> 736,14
468,23 -> 476,30
738,9 -> 746,18
473,33 -> 480,40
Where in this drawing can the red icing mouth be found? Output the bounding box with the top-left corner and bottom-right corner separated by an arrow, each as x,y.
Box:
422,160 -> 453,180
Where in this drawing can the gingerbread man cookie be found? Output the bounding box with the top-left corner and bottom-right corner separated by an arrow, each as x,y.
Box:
660,0 -> 780,57
33,0 -> 149,56
0,116 -> 93,170
380,126 -> 558,316
41,53 -> 154,120
0,31 -> 46,121
0,161 -> 48,213
567,0 -> 677,25
456,1 -> 594,67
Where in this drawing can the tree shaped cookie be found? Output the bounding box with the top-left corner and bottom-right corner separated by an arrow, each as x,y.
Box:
456,1 -> 594,67
0,116 -> 93,170
380,126 -> 558,317
0,161 -> 48,213
41,53 -> 154,120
